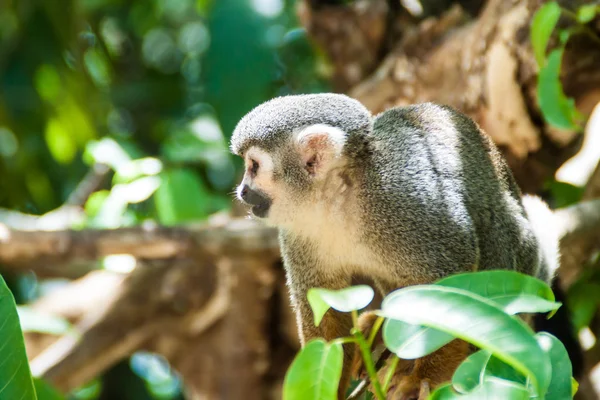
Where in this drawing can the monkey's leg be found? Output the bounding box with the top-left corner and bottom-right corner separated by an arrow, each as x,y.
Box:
387,340 -> 469,400
355,312 -> 469,400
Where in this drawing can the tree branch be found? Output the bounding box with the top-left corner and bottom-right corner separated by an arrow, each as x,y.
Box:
0,219 -> 279,278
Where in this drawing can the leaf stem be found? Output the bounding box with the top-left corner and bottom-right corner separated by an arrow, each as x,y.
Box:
351,310 -> 359,329
354,330 -> 386,400
382,355 -> 400,392
368,316 -> 385,347
332,337 -> 357,345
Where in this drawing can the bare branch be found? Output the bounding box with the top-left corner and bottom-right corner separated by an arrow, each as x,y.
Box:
0,219 -> 279,278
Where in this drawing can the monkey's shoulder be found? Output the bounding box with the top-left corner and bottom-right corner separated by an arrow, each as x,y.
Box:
371,103 -> 480,141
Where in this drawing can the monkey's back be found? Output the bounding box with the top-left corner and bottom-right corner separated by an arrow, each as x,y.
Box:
359,103 -> 540,281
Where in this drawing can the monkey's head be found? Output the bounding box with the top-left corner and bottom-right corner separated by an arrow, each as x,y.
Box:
230,93 -> 372,226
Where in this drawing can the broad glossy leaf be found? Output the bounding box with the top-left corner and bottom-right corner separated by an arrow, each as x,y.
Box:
538,49 -> 579,130
452,350 -> 491,393
383,271 -> 560,360
531,2 -> 561,66
451,349 -> 528,395
380,285 -> 551,396
0,275 -> 36,400
536,332 -> 573,400
283,339 -> 343,400
430,377 -> 529,400
382,319 -> 455,359
307,285 -> 374,326
484,355 -> 527,387
34,378 -> 65,400
436,271 -> 560,316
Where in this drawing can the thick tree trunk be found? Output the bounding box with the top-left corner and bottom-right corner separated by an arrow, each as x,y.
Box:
301,0 -> 600,192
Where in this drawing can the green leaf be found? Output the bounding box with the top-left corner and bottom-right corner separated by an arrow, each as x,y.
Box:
531,2 -> 561,66
538,48 -> 579,130
307,289 -> 330,326
577,4 -> 598,23
568,281 -> 600,330
437,271 -> 561,316
154,168 -> 211,225
536,332 -> 573,400
0,275 -> 37,400
283,339 -> 343,400
452,350 -> 491,393
382,319 -> 455,359
34,378 -> 65,400
484,356 -> 527,387
451,349 -> 529,396
430,377 -> 530,400
307,285 -> 374,326
383,271 -> 561,360
380,285 -> 551,396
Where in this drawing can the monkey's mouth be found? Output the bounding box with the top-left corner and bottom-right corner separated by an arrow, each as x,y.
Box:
251,203 -> 270,218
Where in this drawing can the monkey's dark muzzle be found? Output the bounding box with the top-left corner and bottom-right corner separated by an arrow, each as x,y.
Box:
240,185 -> 271,218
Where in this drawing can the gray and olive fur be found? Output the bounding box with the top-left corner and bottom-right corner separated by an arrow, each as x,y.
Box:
231,93 -> 558,392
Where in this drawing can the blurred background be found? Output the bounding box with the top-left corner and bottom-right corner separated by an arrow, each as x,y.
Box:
0,0 -> 327,399
1,0 -> 600,399
0,0 -> 328,222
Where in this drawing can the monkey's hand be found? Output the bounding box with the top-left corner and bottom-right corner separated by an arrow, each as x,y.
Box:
351,312 -> 468,400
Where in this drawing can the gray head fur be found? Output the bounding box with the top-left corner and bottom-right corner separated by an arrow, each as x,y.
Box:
230,93 -> 372,155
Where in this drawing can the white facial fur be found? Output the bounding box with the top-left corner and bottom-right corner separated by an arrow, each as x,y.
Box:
237,147 -> 275,199
237,125 -> 349,227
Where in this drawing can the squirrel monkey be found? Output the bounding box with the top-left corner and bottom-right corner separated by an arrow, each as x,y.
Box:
230,93 -> 558,399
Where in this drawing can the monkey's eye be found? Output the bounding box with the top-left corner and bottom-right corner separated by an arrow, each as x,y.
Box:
250,159 -> 259,176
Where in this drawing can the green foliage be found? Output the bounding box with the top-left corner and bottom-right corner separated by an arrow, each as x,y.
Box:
33,379 -> 65,400
283,339 -> 343,400
531,2 -> 561,66
382,270 -> 560,360
0,0 -> 330,398
0,274 -> 36,400
307,285 -> 374,326
544,180 -> 585,208
381,285 -> 551,396
536,332 -> 574,399
530,2 -> 596,131
430,377 -> 530,400
537,49 -> 580,130
283,271 -> 575,400
154,168 -> 212,225
577,5 -> 598,24
436,270 -> 560,316
0,0 -> 328,219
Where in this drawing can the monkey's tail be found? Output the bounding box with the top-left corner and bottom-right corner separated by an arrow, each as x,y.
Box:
523,195 -> 584,378
521,195 -> 560,281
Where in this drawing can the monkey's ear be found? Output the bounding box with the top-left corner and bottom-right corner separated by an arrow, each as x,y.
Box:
296,124 -> 347,176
